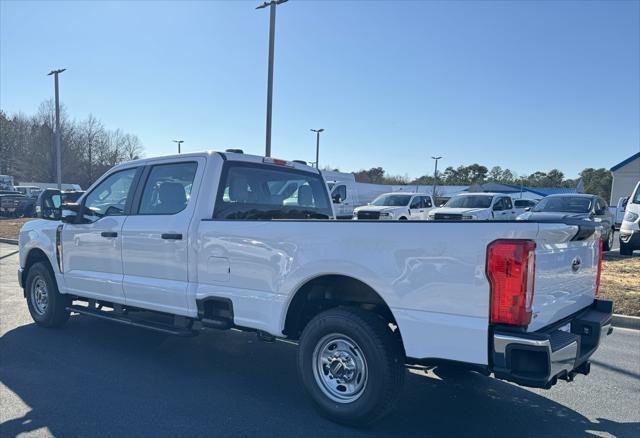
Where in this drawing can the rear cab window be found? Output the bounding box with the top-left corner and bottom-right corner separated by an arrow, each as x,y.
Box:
213,162 -> 333,220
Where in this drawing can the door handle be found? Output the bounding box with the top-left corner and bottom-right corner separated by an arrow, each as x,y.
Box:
101,231 -> 118,238
161,233 -> 183,240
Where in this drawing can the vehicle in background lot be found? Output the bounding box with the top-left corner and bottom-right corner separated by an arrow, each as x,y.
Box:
614,196 -> 629,229
517,194 -> 616,251
61,190 -> 85,205
0,175 -> 15,190
352,192 -> 434,220
620,181 -> 640,256
427,193 -> 517,221
513,199 -> 538,216
0,189 -> 36,217
19,151 -> 612,426
15,185 -> 43,200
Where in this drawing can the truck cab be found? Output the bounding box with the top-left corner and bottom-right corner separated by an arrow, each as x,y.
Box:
428,192 -> 517,221
352,192 -> 434,220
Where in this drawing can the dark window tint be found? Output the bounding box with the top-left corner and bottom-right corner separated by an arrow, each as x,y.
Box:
333,185 -> 347,202
423,196 -> 433,208
514,200 -> 534,208
504,197 -> 513,209
139,162 -> 197,215
410,197 -> 421,209
214,163 -> 332,220
83,168 -> 137,219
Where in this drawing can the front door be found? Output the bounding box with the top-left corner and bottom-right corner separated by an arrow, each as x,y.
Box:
121,160 -> 201,316
62,167 -> 139,303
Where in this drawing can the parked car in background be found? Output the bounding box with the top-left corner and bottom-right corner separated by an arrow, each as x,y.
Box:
0,189 -> 37,217
513,199 -> 538,216
427,193 -> 517,221
517,194 -> 616,251
352,192 -> 434,220
14,185 -> 43,200
0,175 -> 15,191
61,190 -> 85,205
620,181 -> 640,256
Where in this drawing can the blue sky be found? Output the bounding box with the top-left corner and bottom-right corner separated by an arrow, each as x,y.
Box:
1,0 -> 638,179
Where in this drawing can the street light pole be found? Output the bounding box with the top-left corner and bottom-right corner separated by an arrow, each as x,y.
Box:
173,140 -> 184,154
310,128 -> 324,168
48,68 -> 66,191
256,0 -> 288,157
431,156 -> 442,200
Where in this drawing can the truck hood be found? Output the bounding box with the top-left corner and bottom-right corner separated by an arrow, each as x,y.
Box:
518,212 -> 592,221
430,207 -> 488,215
354,205 -> 406,213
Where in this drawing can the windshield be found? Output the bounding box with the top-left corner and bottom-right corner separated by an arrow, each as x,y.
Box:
370,194 -> 412,206
533,196 -> 592,213
445,195 -> 493,209
633,183 -> 640,204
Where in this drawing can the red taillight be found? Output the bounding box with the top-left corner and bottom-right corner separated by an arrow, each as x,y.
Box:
487,240 -> 536,327
595,239 -> 603,296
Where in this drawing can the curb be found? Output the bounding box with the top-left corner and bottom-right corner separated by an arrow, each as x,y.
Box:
0,238 -> 18,245
612,314 -> 640,330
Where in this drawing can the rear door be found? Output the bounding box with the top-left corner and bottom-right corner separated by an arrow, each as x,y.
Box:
121,159 -> 203,316
62,167 -> 140,302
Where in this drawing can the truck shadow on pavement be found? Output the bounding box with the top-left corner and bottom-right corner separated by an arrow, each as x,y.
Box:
1,316 -> 638,438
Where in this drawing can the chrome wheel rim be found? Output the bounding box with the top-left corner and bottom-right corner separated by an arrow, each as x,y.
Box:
312,334 -> 368,403
31,276 -> 49,316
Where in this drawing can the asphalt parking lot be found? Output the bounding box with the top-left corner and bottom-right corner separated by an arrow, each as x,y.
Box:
1,243 -> 638,437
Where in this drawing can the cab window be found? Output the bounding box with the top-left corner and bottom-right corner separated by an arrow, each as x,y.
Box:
214,163 -> 332,220
83,168 -> 137,219
138,162 -> 197,215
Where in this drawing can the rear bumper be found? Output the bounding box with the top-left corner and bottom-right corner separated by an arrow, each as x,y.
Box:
492,299 -> 613,388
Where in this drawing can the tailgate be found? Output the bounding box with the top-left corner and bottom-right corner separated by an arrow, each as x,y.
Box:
529,223 -> 601,331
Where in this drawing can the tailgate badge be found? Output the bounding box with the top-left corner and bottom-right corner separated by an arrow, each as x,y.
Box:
571,256 -> 582,272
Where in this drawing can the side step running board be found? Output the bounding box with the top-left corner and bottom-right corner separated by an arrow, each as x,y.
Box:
67,305 -> 197,337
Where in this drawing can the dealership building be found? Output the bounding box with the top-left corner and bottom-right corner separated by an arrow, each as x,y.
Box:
610,152 -> 640,205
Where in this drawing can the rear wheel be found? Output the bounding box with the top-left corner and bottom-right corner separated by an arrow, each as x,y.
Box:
603,228 -> 615,251
25,261 -> 70,327
297,307 -> 405,426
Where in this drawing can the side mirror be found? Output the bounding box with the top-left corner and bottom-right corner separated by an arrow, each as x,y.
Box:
37,191 -> 62,220
525,207 -> 531,212
332,194 -> 342,204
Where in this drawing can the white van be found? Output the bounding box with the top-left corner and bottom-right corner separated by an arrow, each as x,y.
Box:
620,181 -> 640,256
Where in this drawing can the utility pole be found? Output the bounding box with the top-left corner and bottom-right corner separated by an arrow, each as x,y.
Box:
48,68 -> 66,190
173,139 -> 184,154
310,128 -> 324,168
431,156 -> 442,200
256,0 -> 288,157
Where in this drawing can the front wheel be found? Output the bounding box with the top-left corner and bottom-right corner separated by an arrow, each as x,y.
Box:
25,261 -> 70,327
297,307 -> 405,426
620,239 -> 634,256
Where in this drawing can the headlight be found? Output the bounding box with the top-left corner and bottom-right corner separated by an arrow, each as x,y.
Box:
462,215 -> 476,220
624,211 -> 639,222
379,212 -> 392,217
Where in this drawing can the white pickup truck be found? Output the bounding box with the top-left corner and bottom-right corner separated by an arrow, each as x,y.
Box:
18,151 -> 612,425
352,192 -> 435,220
428,192 -> 518,221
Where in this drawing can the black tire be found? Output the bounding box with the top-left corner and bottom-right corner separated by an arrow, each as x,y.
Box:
603,229 -> 614,252
620,240 -> 633,256
398,217 -> 408,221
25,261 -> 70,327
297,307 -> 405,426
